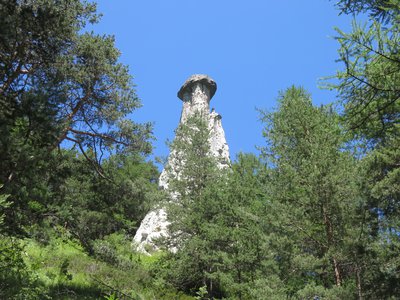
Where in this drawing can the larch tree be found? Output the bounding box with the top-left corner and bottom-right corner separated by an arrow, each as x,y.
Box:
331,1 -> 400,297
259,86 -> 366,299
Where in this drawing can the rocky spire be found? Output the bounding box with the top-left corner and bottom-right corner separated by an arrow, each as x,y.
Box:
177,74 -> 216,122
133,74 -> 230,254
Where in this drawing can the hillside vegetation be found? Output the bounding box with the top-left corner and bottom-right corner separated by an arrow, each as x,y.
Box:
1,0 -> 399,299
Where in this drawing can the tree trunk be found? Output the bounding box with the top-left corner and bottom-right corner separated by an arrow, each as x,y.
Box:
356,265 -> 363,300
323,205 -> 342,286
332,257 -> 342,287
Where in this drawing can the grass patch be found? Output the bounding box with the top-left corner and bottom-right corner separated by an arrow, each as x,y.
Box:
21,232 -> 193,299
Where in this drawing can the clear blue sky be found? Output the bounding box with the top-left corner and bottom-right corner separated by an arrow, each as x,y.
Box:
91,0 -> 356,162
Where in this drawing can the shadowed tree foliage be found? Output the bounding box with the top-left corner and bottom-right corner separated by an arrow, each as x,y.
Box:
0,0 -> 152,232
0,2 -> 161,297
40,151 -> 162,254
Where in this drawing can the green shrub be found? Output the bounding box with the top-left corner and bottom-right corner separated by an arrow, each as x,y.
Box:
93,240 -> 118,265
0,235 -> 49,299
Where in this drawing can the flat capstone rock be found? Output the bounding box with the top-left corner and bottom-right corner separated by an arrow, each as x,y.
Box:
177,74 -> 217,100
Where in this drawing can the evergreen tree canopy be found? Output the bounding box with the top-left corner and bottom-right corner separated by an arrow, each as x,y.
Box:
332,2 -> 400,297
0,0 -> 153,231
259,87 -> 365,298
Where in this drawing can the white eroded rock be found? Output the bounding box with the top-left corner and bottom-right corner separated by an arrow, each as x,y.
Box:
133,74 -> 230,254
209,110 -> 230,168
133,208 -> 169,254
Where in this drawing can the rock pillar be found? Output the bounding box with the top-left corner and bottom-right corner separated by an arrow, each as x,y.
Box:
177,74 -> 216,124
133,74 -> 230,254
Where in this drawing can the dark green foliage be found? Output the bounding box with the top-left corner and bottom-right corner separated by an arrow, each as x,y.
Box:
0,0 -> 153,233
42,151 -> 162,253
333,18 -> 400,142
332,2 -> 400,298
162,114 -> 224,297
0,186 -> 11,230
0,235 -> 49,299
212,154 -> 285,299
0,0 -> 398,298
0,1 -> 165,298
160,114 -> 281,299
335,0 -> 399,22
0,0 -> 151,158
259,87 -> 365,298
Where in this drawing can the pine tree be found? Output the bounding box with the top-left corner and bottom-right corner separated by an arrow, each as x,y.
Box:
162,113 -> 224,297
161,112 -> 285,299
0,0 -> 152,232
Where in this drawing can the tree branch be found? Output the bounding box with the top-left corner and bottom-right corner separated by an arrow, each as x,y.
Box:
68,128 -> 129,147
65,136 -> 109,180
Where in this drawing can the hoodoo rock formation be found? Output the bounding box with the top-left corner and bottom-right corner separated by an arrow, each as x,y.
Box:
133,74 -> 230,254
